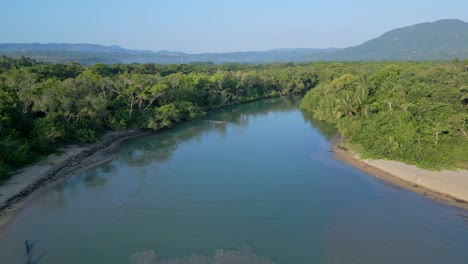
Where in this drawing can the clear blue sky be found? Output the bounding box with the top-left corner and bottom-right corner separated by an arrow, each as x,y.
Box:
2,0 -> 467,53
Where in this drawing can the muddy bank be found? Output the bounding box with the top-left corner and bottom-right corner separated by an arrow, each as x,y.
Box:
0,129 -> 151,217
331,138 -> 468,209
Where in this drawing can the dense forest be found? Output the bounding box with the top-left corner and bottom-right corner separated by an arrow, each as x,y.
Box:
0,56 -> 317,179
301,60 -> 468,170
1,56 -> 467,179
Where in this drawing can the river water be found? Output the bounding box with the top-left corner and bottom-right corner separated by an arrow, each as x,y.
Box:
1,97 -> 467,264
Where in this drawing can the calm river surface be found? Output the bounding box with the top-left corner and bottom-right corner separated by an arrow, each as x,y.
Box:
1,97 -> 468,264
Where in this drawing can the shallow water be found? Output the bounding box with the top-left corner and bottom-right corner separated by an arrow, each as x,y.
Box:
1,97 -> 467,264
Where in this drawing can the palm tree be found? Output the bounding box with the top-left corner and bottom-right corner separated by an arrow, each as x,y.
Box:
384,99 -> 393,111
428,120 -> 451,145
355,86 -> 369,111
335,92 -> 357,117
400,103 -> 415,114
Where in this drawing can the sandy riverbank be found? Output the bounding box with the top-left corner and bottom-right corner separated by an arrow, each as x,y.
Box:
0,129 -> 150,220
331,139 -> 468,209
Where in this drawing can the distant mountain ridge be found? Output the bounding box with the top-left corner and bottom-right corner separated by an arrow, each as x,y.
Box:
330,19 -> 468,60
1,19 -> 467,64
0,43 -> 144,53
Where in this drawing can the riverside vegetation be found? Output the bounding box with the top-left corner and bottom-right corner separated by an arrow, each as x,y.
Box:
0,57 -> 316,179
0,56 -> 467,179
301,60 -> 468,170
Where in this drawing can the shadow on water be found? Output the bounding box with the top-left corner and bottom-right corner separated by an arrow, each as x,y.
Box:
301,112 -> 338,140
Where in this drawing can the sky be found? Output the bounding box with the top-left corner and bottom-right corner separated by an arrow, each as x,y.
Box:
1,0 -> 468,53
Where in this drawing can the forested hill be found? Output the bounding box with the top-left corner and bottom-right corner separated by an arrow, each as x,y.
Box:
329,19 -> 468,61
0,43 -> 153,54
1,19 -> 467,64
0,45 -> 338,65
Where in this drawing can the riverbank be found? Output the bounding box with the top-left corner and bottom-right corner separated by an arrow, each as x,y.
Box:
0,129 -> 151,220
331,138 -> 468,209
0,96 -> 301,229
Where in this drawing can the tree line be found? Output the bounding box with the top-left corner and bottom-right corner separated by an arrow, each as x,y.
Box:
1,56 -> 467,179
301,60 -> 468,170
0,56 -> 317,179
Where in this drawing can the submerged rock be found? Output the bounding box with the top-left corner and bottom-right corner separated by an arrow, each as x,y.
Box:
129,250 -> 157,264
156,247 -> 276,264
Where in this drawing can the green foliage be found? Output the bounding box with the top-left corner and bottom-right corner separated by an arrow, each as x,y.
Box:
148,104 -> 182,130
301,62 -> 468,170
2,56 -> 467,179
0,160 -> 9,180
32,117 -> 67,151
0,57 -> 315,179
147,102 -> 204,130
74,128 -> 97,143
0,135 -> 31,167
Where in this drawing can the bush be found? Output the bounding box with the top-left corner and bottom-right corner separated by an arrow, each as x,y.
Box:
74,128 -> 97,143
0,135 -> 31,167
0,161 -> 10,180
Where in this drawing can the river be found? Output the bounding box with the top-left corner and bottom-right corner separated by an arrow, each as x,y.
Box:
1,97 -> 467,264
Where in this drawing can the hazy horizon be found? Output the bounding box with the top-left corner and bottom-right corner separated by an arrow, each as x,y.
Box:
2,0 -> 468,53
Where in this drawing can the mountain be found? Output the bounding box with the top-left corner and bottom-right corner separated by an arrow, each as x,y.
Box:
0,45 -> 339,64
0,19 -> 467,64
332,19 -> 468,60
0,43 -> 156,54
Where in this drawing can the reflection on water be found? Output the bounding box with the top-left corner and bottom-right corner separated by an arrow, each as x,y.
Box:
116,96 -> 300,169
301,113 -> 338,140
130,247 -> 275,264
1,96 -> 467,264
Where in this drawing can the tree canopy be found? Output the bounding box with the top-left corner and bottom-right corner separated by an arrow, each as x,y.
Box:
1,57 -> 466,179
0,57 -> 317,179
301,62 -> 468,170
